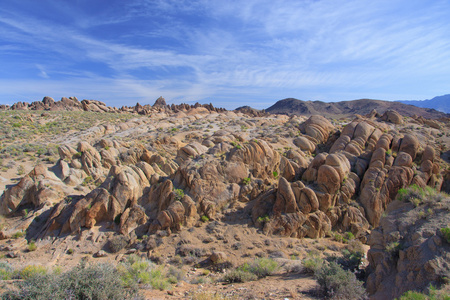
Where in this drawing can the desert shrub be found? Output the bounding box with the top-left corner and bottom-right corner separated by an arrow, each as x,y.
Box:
148,265 -> 171,290
11,231 -> 24,239
2,273 -> 59,299
27,241 -> 37,252
107,235 -> 129,253
174,188 -> 185,201
397,284 -> 450,300
222,269 -> 257,283
81,176 -> 93,186
201,215 -> 209,222
167,266 -> 184,283
19,265 -> 47,280
302,253 -> 325,274
242,177 -> 251,185
118,255 -> 155,287
386,241 -> 403,258
440,227 -> 450,243
333,239 -> 365,273
176,245 -> 205,257
190,290 -> 233,300
397,290 -> 428,300
396,184 -> 437,207
333,232 -> 343,242
256,215 -> 270,223
63,263 -> 136,299
315,262 -> 367,300
247,257 -> 279,278
344,232 -> 355,240
335,249 -> 363,273
0,261 -> 14,280
169,255 -> 183,265
118,255 -> 175,291
222,257 -> 278,283
17,165 -> 25,175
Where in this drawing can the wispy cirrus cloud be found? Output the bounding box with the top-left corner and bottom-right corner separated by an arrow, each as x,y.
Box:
1,0 -> 450,109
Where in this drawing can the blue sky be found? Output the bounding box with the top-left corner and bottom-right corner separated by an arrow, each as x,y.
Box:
1,0 -> 449,109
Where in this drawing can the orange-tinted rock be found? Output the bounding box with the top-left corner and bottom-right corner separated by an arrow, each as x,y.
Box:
273,177 -> 298,214
381,110 -> 403,124
399,134 -> 419,160
297,187 -> 319,214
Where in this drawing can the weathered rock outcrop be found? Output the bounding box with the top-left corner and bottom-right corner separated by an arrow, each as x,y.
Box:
0,164 -> 69,215
366,196 -> 450,299
380,109 -> 403,124
36,164 -> 153,237
298,115 -> 334,145
1,96 -> 227,115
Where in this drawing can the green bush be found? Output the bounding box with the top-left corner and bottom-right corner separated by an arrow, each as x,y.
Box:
344,232 -> 355,240
242,177 -> 251,185
2,263 -> 138,300
246,257 -> 279,278
333,233 -> 343,243
19,265 -> 47,280
27,241 -> 37,252
335,239 -> 365,272
396,184 -> 438,207
256,215 -> 270,223
0,261 -> 14,280
397,290 -> 428,300
118,255 -> 155,287
386,241 -> 403,258
302,255 -> 325,274
81,176 -> 93,186
201,215 -> 209,223
441,227 -> 450,243
222,269 -> 257,283
174,188 -> 185,201
12,231 -> 24,239
222,258 -> 278,283
117,255 -> 174,291
107,235 -> 129,253
190,291 -> 232,300
397,284 -> 450,300
315,262 -> 367,300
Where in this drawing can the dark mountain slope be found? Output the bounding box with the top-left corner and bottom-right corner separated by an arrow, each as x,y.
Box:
266,98 -> 448,119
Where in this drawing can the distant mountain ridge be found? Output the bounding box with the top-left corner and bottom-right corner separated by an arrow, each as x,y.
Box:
397,94 -> 450,113
266,98 -> 449,119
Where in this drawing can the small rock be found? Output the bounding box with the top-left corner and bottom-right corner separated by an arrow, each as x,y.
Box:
6,251 -> 17,258
202,237 -> 214,244
95,250 -> 107,257
210,251 -> 227,263
0,231 -> 9,240
126,248 -> 137,254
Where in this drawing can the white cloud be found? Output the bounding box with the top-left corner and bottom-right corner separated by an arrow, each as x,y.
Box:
0,0 -> 450,108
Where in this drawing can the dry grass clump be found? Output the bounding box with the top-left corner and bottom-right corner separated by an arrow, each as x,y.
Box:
190,290 -> 237,300
222,257 -> 279,283
1,255 -> 183,299
2,262 -> 136,300
397,284 -> 450,300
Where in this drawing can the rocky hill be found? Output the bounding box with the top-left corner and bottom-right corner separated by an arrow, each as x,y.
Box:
0,96 -> 226,115
266,98 -> 449,119
0,97 -> 449,299
399,94 -> 450,114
